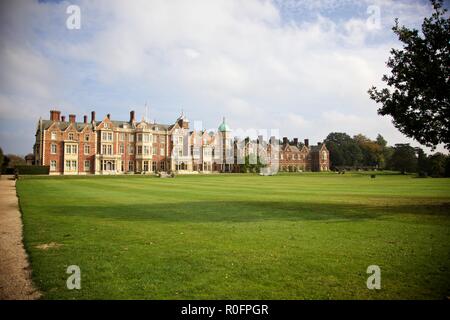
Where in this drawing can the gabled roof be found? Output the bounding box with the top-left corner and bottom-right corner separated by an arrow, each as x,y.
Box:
41,120 -> 94,132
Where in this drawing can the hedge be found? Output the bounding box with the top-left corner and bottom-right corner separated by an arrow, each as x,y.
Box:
1,167 -> 15,175
15,165 -> 50,175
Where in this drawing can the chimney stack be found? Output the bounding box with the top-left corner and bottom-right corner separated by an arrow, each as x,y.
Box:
50,110 -> 61,122
91,111 -> 96,123
283,137 -> 288,145
61,115 -> 66,122
258,135 -> 264,144
69,114 -> 76,123
293,138 -> 298,145
130,110 -> 135,123
304,139 -> 309,147
83,115 -> 88,124
107,113 -> 111,120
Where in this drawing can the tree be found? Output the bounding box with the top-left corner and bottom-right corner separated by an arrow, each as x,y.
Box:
3,154 -> 26,168
324,132 -> 363,168
354,134 -> 384,167
368,0 -> 450,150
427,152 -> 447,177
375,134 -> 390,169
390,144 -> 418,174
416,148 -> 429,176
0,147 -> 3,170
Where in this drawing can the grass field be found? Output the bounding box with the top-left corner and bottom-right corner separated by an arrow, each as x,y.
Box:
16,172 -> 450,299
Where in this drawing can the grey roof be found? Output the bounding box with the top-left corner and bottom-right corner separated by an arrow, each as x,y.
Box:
41,119 -> 170,132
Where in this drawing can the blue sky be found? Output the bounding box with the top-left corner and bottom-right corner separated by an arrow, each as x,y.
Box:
0,0 -> 446,155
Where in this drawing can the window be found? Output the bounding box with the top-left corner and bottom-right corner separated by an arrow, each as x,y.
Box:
71,145 -> 77,154
65,145 -> 71,154
51,132 -> 57,140
137,134 -> 142,142
65,160 -> 71,170
85,135 -> 90,142
137,146 -> 142,155
152,161 -> 157,172
160,148 -> 164,156
104,123 -> 109,129
50,160 -> 57,171
68,133 -> 74,140
153,135 -> 158,143
143,134 -> 149,143
51,144 -> 57,154
84,145 -> 90,155
119,133 -> 125,141
128,161 -> 134,172
178,136 -> 183,144
129,145 -> 134,154
84,160 -> 90,171
102,144 -> 112,155
108,132 -> 113,141
143,161 -> 149,171
178,149 -> 182,157
160,161 -> 165,171
322,152 -> 327,160
152,147 -> 157,156
129,134 -> 134,142
71,160 -> 77,170
193,147 -> 200,157
119,144 -> 124,154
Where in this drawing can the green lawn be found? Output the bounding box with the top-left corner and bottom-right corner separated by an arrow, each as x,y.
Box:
16,172 -> 450,299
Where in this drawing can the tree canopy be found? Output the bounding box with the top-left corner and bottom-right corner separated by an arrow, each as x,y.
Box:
368,0 -> 450,150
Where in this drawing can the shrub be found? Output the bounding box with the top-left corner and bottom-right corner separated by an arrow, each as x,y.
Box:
15,165 -> 49,175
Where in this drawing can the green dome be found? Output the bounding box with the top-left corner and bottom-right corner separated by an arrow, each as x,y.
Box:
218,117 -> 230,132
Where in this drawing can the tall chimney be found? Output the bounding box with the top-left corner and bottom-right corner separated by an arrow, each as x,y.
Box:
50,110 -> 61,121
304,139 -> 309,147
258,135 -> 264,144
293,138 -> 298,145
69,114 -> 76,123
91,111 -> 96,123
130,110 -> 135,123
61,115 -> 66,122
283,137 -> 288,145
107,113 -> 111,120
83,115 -> 88,124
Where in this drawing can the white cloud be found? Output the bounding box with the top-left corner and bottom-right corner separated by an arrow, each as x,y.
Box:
0,0 -> 446,154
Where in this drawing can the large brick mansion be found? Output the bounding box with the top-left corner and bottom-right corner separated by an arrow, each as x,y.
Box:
33,110 -> 329,175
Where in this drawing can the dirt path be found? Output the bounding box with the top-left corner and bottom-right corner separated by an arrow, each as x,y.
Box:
0,175 -> 40,300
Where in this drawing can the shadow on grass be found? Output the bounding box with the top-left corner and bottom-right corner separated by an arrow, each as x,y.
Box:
44,200 -> 450,223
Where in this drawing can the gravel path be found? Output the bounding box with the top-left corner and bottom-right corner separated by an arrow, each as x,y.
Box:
0,175 -> 40,300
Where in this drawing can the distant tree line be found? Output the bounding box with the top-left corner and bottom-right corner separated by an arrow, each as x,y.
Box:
0,148 -> 28,174
324,132 -> 450,177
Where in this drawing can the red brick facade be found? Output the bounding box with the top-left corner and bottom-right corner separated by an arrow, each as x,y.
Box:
34,110 -> 330,174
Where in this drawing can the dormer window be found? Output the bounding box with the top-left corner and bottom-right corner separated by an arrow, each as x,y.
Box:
104,123 -> 109,129
68,133 -> 74,140
51,132 -> 57,140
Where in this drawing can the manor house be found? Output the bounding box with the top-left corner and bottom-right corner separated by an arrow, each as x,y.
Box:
32,110 -> 329,174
